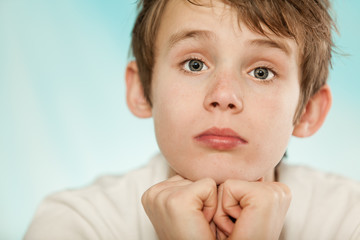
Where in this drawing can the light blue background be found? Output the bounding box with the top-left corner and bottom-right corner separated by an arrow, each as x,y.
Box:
1,0 -> 359,239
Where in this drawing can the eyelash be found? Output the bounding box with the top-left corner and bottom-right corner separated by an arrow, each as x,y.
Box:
180,57 -> 208,74
179,58 -> 278,83
248,65 -> 278,83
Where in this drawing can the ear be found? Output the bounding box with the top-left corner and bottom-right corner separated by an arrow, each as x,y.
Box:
125,61 -> 152,118
292,84 -> 332,138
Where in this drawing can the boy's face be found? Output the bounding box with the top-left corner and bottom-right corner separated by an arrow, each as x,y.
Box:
150,0 -> 300,184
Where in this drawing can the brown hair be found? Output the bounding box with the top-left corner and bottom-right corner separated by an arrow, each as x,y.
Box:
131,0 -> 336,122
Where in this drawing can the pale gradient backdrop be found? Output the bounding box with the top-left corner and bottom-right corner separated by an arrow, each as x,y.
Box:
0,0 -> 359,239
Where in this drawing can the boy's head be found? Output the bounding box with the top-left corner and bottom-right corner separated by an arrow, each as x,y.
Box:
126,0 -> 334,183
130,0 -> 335,122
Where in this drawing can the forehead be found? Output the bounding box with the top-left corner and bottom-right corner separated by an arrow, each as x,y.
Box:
155,0 -> 299,60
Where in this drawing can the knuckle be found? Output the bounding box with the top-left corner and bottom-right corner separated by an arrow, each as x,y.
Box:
275,182 -> 292,198
141,183 -> 167,206
141,190 -> 149,206
223,203 -> 234,213
165,191 -> 185,211
213,212 -> 222,224
141,186 -> 156,204
201,177 -> 217,189
141,188 -> 157,214
145,185 -> 159,198
222,179 -> 234,189
266,182 -> 292,204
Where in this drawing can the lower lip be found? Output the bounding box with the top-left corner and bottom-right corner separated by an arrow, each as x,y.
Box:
195,135 -> 246,150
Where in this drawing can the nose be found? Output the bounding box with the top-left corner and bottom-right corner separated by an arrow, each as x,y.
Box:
203,73 -> 243,114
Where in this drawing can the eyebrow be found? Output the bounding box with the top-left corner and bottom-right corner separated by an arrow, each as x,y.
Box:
166,29 -> 292,56
247,38 -> 291,56
167,30 -> 216,50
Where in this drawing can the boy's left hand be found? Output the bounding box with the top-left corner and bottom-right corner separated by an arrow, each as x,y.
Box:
213,180 -> 292,240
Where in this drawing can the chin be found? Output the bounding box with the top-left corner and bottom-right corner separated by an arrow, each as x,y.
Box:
167,152 -> 267,183
183,167 -> 259,185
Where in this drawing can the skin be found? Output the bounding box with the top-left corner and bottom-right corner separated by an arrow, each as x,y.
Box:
126,0 -> 332,239
151,0 -> 300,183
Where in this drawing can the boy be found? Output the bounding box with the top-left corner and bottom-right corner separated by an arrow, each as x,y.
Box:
25,0 -> 360,239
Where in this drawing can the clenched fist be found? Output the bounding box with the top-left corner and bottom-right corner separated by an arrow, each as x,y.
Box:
142,175 -> 291,240
142,175 -> 218,240
214,179 -> 292,240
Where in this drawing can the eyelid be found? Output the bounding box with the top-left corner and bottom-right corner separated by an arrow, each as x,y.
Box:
248,65 -> 277,82
181,57 -> 209,73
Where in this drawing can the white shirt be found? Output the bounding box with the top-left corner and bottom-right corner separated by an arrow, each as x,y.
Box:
25,154 -> 360,240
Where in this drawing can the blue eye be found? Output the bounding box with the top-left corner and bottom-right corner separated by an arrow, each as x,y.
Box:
184,59 -> 208,72
249,67 -> 275,80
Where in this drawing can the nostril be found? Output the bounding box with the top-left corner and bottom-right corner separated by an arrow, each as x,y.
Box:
211,102 -> 219,107
228,103 -> 235,109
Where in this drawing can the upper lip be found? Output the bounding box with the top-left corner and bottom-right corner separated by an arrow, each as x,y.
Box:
194,127 -> 248,143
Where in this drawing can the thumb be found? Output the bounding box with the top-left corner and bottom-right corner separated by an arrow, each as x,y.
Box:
189,178 -> 218,222
213,184 -> 234,236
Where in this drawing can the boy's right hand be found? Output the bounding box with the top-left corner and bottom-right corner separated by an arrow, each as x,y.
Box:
141,175 -> 218,240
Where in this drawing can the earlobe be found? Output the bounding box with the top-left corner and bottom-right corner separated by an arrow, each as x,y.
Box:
125,61 -> 152,118
292,84 -> 332,138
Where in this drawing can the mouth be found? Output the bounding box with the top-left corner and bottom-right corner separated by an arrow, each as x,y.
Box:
194,127 -> 248,150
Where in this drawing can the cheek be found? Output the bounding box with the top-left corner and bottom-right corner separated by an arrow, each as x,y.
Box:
258,78 -> 300,122
249,84 -> 300,154
151,78 -> 199,148
152,69 -> 203,123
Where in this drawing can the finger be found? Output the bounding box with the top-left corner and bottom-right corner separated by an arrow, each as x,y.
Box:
147,175 -> 191,196
221,180 -> 263,239
188,178 -> 218,222
222,180 -> 291,212
221,180 -> 244,220
213,184 -> 233,236
141,175 -> 192,208
216,228 -> 228,240
210,221 -> 216,238
141,176 -> 218,240
222,180 -> 292,239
